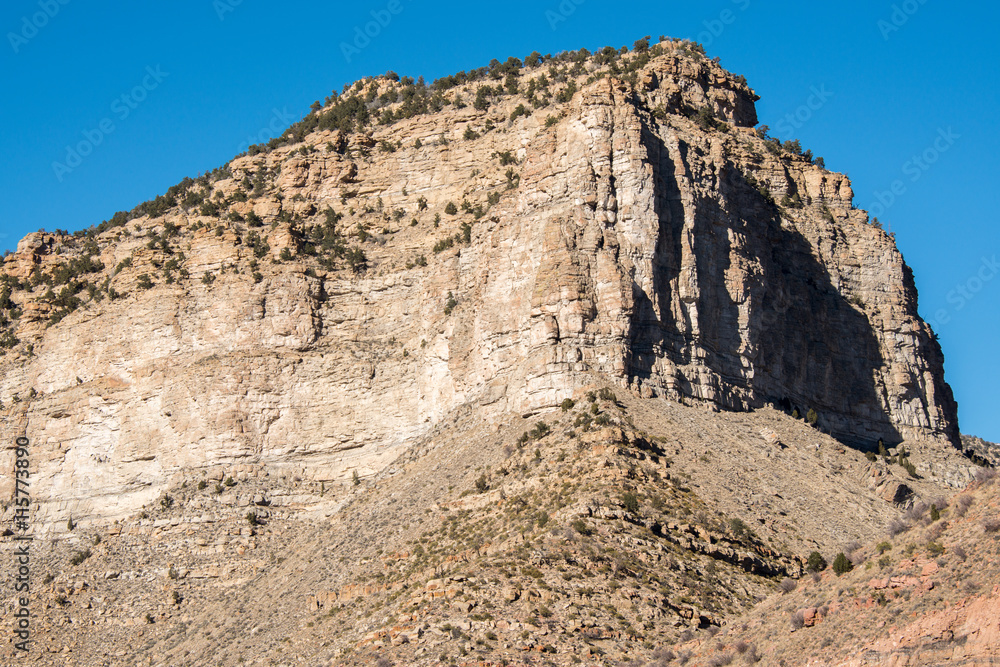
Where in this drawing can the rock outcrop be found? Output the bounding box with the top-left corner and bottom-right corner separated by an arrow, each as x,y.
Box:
962,434 -> 1000,466
0,39 -> 961,532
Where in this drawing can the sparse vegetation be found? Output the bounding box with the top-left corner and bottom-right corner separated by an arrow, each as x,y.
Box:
807,551 -> 828,572
443,292 -> 458,315
3,41 -> 989,667
621,492 -> 640,514
832,552 -> 853,575
70,549 -> 92,566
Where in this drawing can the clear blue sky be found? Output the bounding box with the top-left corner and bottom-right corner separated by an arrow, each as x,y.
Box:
1,1 -> 997,441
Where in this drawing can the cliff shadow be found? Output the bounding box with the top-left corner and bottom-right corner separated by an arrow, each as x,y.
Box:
627,116 -> 903,450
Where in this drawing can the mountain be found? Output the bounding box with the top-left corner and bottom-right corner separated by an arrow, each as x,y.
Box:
0,38 -> 987,666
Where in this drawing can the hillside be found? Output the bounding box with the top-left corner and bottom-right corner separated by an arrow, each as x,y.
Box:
12,390 -> 989,665
677,469 -> 1000,666
0,37 -> 987,666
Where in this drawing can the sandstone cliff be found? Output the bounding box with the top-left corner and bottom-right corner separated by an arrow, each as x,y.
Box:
0,39 -> 962,533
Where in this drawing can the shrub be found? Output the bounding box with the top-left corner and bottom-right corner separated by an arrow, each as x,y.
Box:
530,421 -> 550,439
247,231 -> 270,258
888,519 -> 909,537
806,551 -> 827,572
598,387 -> 615,401
496,150 -> 517,166
876,541 -> 892,554
729,517 -> 752,539
352,470 -> 360,486
974,467 -> 997,485
474,474 -> 489,493
510,104 -> 529,122
463,126 -> 480,141
345,247 -> 368,272
694,106 -> 718,130
930,504 -> 940,521
137,274 -> 153,290
246,511 -> 260,526
0,329 -> 19,350
779,578 -> 797,593
806,409 -> 818,426
905,502 -> 928,522
443,292 -> 457,315
279,247 -> 293,261
560,398 -> 575,411
70,549 -> 92,566
571,519 -> 592,536
790,611 -> 805,630
555,81 -> 577,103
545,115 -> 559,128
621,492 -> 639,514
926,541 -> 945,556
983,518 -> 1000,533
474,86 -> 492,111
445,202 -> 458,215
832,552 -> 853,575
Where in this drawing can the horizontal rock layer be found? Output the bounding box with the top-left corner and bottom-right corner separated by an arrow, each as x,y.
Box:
0,43 -> 959,530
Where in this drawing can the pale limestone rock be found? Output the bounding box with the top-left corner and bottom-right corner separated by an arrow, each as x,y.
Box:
0,44 -> 960,534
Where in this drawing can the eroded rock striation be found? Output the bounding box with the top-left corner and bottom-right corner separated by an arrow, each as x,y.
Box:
0,40 -> 960,531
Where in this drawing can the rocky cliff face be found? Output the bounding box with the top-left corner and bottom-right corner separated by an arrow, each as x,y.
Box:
0,40 -> 960,532
962,434 -> 1000,466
